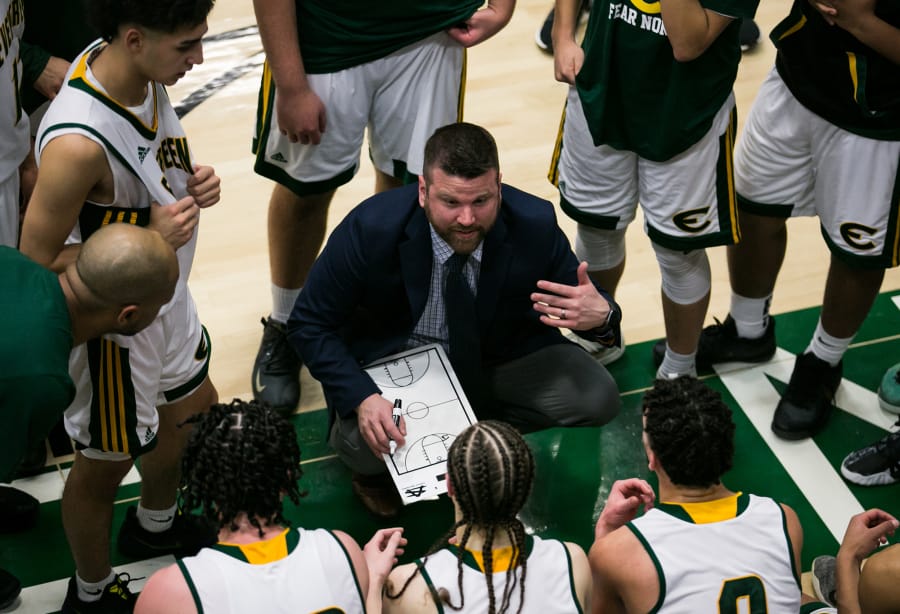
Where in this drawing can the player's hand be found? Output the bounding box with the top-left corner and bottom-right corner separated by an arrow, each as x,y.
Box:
838,508 -> 899,564
809,0 -> 875,29
275,86 -> 327,145
357,394 -> 406,456
149,196 -> 200,250
595,478 -> 655,540
533,261 -> 612,331
446,2 -> 513,47
187,165 -> 221,209
34,56 -> 70,100
364,527 -> 406,586
553,38 -> 585,84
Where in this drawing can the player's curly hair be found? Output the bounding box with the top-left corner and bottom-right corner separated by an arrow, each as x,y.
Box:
642,376 -> 735,488
387,420 -> 534,614
87,0 -> 214,41
423,122 -> 500,182
179,398 -> 304,537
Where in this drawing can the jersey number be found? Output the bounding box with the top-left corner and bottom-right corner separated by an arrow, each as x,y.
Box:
718,576 -> 767,614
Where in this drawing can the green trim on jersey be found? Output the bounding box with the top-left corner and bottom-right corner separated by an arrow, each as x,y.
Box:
771,1 -> 900,140
210,526 -> 301,563
776,502 -> 802,587
176,559 -> 206,614
325,528 -> 367,607
296,0 -> 481,74
39,123 -> 142,182
575,0 -> 757,161
652,492 -> 752,524
626,524 -> 666,613
443,534 -> 536,573
561,543 -> 585,614
67,78 -> 158,141
419,563 -> 445,614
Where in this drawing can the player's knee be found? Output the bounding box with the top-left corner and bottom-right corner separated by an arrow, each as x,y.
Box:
559,369 -> 621,427
653,244 -> 711,305
575,225 -> 626,270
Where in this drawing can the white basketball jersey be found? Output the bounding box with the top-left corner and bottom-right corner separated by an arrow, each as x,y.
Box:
0,0 -> 29,182
178,527 -> 365,613
630,493 -> 801,613
36,39 -> 198,300
420,535 -> 583,613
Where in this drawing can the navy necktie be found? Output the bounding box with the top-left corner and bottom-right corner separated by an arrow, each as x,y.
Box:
445,253 -> 482,408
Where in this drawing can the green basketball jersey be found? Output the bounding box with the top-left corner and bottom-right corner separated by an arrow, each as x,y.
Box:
297,0 -> 482,74
575,0 -> 758,162
0,247 -> 74,480
772,0 -> 900,140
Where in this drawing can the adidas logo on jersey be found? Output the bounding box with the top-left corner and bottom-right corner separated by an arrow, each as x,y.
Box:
271,152 -> 288,163
137,146 -> 151,164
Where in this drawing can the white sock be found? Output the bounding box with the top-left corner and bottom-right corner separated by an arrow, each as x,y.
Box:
657,345 -> 697,379
806,319 -> 852,367
271,284 -> 302,324
76,571 -> 115,603
729,292 -> 771,339
136,502 -> 177,533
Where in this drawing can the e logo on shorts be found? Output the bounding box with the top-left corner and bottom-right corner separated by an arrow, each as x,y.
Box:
840,222 -> 877,250
673,207 -> 711,234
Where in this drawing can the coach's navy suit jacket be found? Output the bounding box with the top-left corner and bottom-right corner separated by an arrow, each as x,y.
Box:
288,183 -> 618,420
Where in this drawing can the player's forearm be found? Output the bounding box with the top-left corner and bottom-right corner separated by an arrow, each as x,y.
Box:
660,0 -> 732,61
834,550 -> 862,614
20,223 -> 80,273
844,13 -> 900,66
487,0 -> 516,26
252,0 -> 310,94
553,0 -> 583,44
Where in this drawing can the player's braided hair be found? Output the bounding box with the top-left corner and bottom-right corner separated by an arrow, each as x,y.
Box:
387,420 -> 534,614
423,122 -> 500,181
179,398 -> 304,537
87,0 -> 214,41
642,376 -> 735,488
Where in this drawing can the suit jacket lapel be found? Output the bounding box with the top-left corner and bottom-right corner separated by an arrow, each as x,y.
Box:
399,209 -> 433,321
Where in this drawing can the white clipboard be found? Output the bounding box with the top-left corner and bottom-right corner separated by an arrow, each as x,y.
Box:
364,344 -> 478,505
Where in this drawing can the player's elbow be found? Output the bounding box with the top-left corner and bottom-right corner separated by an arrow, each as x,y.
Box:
670,40 -> 707,62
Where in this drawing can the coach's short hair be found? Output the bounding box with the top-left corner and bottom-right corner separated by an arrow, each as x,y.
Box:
423,122 -> 500,182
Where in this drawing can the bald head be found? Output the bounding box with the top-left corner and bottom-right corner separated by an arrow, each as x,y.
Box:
76,224 -> 178,308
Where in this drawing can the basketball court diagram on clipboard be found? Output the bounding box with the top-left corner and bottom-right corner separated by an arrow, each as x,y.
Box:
364,344 -> 477,505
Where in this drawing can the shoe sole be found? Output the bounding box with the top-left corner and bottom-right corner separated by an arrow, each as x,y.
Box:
771,405 -> 833,441
877,392 -> 900,415
596,344 -> 625,366
534,27 -> 551,52
651,341 -> 775,369
840,463 -> 899,486
810,557 -> 835,606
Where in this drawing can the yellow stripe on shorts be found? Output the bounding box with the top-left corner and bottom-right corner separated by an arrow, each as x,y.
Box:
548,104 -> 567,186
98,339 -> 129,454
